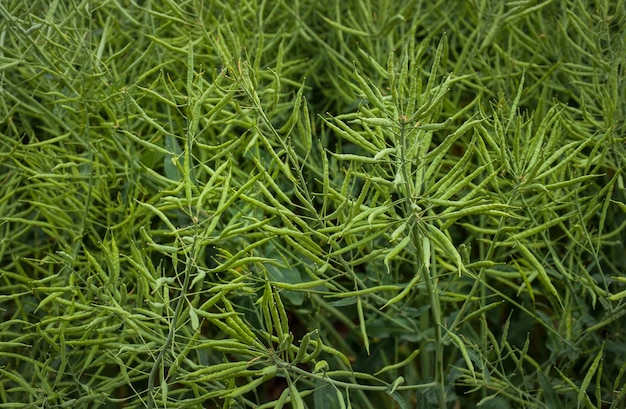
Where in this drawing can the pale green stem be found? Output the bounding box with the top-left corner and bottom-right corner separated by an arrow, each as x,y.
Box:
397,121 -> 447,408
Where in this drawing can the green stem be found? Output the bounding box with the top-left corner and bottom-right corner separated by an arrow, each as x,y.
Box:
146,236 -> 196,409
279,360 -> 437,392
397,121 -> 447,408
412,225 -> 447,409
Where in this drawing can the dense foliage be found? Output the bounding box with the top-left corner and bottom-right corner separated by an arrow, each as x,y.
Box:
1,0 -> 625,408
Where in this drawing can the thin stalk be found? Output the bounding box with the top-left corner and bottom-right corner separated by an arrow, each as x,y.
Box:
279,360 -> 438,392
397,120 -> 447,408
146,235 -> 196,409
